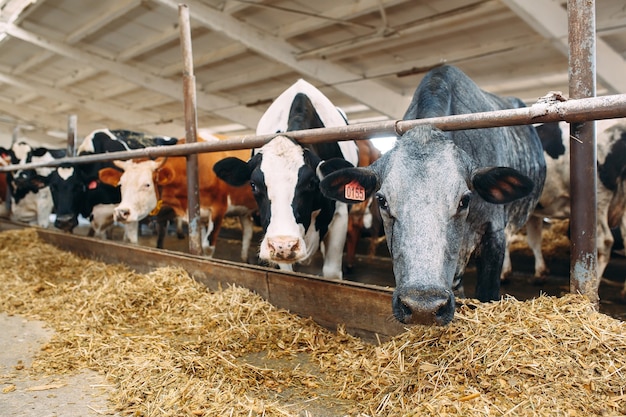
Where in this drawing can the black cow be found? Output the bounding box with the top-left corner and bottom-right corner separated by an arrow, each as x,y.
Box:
214,79 -> 358,278
320,65 -> 546,325
5,141 -> 66,228
47,129 -> 179,243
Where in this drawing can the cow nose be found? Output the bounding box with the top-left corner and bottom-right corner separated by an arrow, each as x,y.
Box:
115,207 -> 130,222
393,287 -> 455,326
267,236 -> 301,260
54,215 -> 78,232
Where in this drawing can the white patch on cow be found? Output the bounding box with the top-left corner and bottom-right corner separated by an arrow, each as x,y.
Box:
258,136 -> 307,261
12,142 -> 31,162
78,129 -> 119,154
57,166 -> 75,181
255,79 -> 359,166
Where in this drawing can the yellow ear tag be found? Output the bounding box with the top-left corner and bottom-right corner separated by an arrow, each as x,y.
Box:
344,180 -> 365,201
149,200 -> 163,216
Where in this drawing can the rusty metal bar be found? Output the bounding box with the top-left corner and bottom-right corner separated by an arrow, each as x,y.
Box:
66,114 -> 77,157
1,94 -> 626,173
568,0 -> 598,305
179,4 -> 202,256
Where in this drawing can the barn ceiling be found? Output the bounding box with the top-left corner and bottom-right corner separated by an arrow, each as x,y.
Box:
0,0 -> 624,148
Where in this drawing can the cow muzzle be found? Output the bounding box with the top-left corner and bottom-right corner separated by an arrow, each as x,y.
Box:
392,286 -> 455,326
264,236 -> 305,263
114,207 -> 131,222
54,214 -> 78,232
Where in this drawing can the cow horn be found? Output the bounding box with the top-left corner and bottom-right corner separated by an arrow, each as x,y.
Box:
155,157 -> 168,169
113,160 -> 131,171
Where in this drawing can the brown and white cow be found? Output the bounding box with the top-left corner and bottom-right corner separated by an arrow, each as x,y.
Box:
98,143 -> 257,261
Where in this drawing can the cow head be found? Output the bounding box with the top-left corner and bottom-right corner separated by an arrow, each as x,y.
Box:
215,135 -> 352,265
47,164 -> 85,232
320,126 -> 534,326
7,141 -> 61,200
99,158 -> 170,223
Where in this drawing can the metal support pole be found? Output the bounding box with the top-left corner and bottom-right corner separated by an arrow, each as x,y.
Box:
66,114 -> 77,156
568,0 -> 598,306
179,4 -> 202,256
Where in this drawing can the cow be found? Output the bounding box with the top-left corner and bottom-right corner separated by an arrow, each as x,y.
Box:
213,79 -> 359,279
46,129 -> 179,243
501,119 -> 626,294
97,145 -> 258,262
345,139 -> 384,273
5,141 -> 66,228
319,65 -> 546,325
0,147 -> 10,218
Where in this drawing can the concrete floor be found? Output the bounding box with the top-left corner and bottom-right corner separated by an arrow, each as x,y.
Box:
0,314 -> 120,417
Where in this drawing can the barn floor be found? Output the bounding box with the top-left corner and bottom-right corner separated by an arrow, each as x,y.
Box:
100,217 -> 626,322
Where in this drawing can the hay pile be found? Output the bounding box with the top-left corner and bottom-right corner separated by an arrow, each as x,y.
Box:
0,228 -> 624,416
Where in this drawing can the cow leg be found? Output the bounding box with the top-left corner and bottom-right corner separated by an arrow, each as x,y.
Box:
525,215 -> 548,282
239,214 -> 254,263
344,215 -> 360,273
321,202 -> 349,279
597,217 -> 614,282
176,217 -> 185,239
123,221 -> 139,244
474,224 -> 505,302
36,188 -> 53,228
500,229 -> 513,282
155,219 -> 167,249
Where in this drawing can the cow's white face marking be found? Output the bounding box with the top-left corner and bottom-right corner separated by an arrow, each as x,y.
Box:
258,136 -> 308,262
57,166 -> 75,181
12,142 -> 31,163
115,160 -> 161,222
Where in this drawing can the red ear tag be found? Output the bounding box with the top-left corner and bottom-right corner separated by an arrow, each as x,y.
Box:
345,180 -> 365,201
88,180 -> 98,190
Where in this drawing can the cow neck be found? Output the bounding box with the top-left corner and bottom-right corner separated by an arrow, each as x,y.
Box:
150,168 -> 164,216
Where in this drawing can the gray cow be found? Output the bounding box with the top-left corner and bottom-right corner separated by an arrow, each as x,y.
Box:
320,65 -> 546,325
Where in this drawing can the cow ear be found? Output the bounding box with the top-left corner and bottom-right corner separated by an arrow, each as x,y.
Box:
471,167 -> 534,204
317,158 -> 354,178
214,157 -> 251,187
99,167 -> 122,187
157,166 -> 176,185
320,167 -> 379,204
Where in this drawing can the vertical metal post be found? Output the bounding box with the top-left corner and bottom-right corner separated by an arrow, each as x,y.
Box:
568,0 -> 598,306
179,4 -> 202,256
66,114 -> 77,156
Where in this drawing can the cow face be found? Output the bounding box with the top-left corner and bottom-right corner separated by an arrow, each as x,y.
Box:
321,126 -> 534,326
99,159 -> 167,223
48,165 -> 85,232
215,135 -> 349,266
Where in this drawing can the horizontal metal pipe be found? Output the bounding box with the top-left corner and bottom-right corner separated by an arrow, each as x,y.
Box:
2,93 -> 626,172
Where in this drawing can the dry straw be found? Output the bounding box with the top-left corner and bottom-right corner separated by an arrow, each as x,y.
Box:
0,228 -> 624,416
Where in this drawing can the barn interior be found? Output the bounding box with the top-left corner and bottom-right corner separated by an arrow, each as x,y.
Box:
0,0 -> 624,149
1,1 -> 626,416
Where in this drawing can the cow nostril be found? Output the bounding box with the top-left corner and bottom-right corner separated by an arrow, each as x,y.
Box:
434,296 -> 453,321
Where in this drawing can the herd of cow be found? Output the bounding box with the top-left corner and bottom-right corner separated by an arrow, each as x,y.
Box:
1,65 -> 625,326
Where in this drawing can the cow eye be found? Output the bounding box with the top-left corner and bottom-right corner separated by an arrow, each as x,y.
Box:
250,181 -> 257,193
458,191 -> 472,212
376,193 -> 389,212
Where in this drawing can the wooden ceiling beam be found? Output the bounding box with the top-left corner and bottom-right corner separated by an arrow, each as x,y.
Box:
502,0 -> 626,94
0,22 -> 264,129
155,0 -> 408,118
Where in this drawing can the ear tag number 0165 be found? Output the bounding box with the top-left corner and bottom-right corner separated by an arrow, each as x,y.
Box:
345,181 -> 365,201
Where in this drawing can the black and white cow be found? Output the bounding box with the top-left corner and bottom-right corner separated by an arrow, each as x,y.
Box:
320,65 -> 546,325
501,119 -> 626,294
6,141 -> 66,228
214,79 -> 358,278
47,129 -> 179,242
